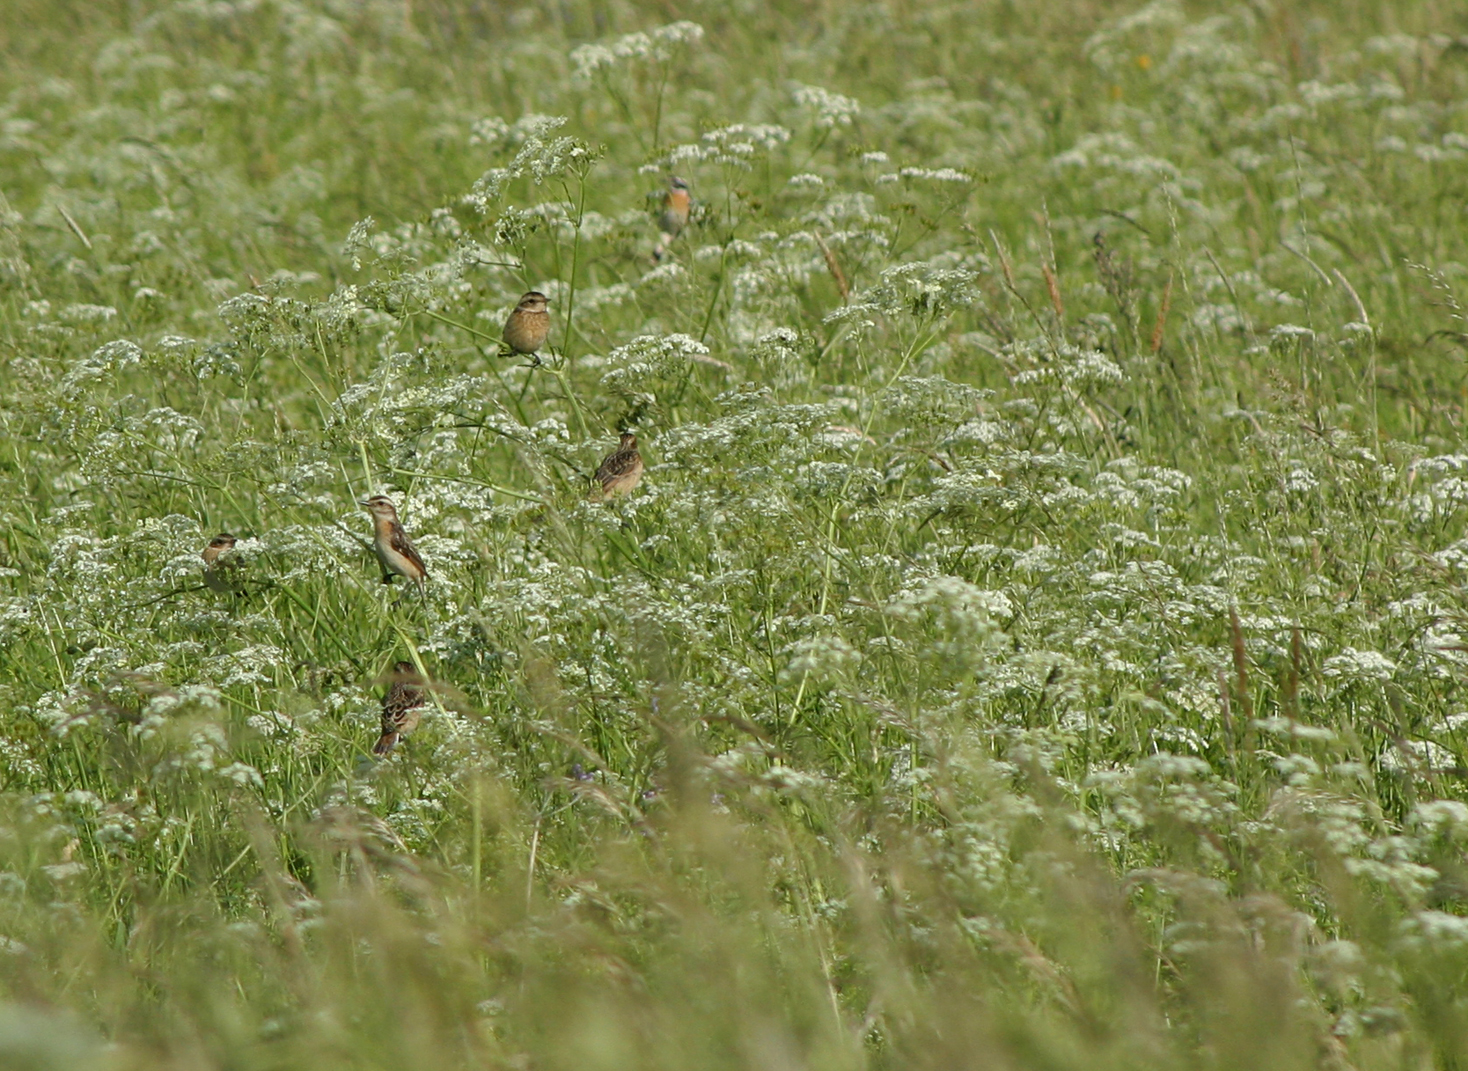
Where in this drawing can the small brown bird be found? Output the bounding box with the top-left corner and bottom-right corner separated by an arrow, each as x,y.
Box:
659,176 -> 691,237
361,495 -> 428,597
653,176 -> 691,262
592,432 -> 644,500
502,291 -> 550,359
202,532 -> 240,592
372,660 -> 427,756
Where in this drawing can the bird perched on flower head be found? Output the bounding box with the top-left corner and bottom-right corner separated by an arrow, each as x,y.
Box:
592,432 -> 644,500
372,660 -> 427,756
360,495 -> 428,597
202,532 -> 241,592
502,291 -> 550,360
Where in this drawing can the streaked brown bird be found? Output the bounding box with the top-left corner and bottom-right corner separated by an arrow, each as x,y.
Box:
361,495 -> 428,597
372,660 -> 427,756
502,291 -> 550,358
202,532 -> 241,592
591,432 -> 644,500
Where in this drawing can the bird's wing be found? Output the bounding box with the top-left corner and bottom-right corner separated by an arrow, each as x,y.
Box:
382,682 -> 426,731
390,524 -> 428,576
596,450 -> 640,483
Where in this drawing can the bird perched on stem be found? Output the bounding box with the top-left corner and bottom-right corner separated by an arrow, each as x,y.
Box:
660,176 -> 691,237
202,532 -> 242,592
592,432 -> 644,500
653,176 -> 691,262
372,660 -> 427,756
361,495 -> 428,598
502,291 -> 549,361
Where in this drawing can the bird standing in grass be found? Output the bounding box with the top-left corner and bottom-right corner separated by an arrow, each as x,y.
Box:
202,532 -> 241,592
502,290 -> 550,359
361,495 -> 428,597
653,176 -> 691,261
372,660 -> 427,756
592,432 -> 644,500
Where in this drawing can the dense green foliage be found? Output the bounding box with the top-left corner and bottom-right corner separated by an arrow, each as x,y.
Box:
4,0 -> 1468,1067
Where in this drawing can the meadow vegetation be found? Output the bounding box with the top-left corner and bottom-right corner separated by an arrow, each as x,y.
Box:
4,0 -> 1468,1066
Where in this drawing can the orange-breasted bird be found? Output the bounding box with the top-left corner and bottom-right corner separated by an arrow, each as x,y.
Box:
361,495 -> 428,597
653,176 -> 691,262
659,176 -> 691,237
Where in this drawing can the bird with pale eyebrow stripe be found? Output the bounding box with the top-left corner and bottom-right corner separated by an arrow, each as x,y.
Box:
501,290 -> 550,361
202,532 -> 243,593
653,175 -> 691,262
360,495 -> 427,598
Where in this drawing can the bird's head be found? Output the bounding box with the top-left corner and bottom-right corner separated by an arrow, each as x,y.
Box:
360,495 -> 399,519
